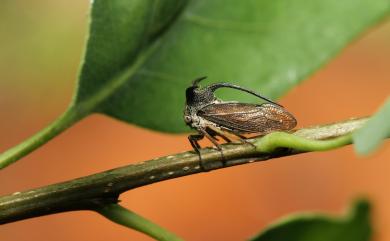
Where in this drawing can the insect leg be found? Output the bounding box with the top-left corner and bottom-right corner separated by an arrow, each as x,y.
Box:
207,125 -> 246,144
188,133 -> 204,154
227,131 -> 257,148
201,129 -> 222,150
233,132 -> 247,139
200,129 -> 226,165
188,133 -> 212,170
206,127 -> 233,143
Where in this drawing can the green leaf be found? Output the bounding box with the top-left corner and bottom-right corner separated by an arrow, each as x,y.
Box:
353,97 -> 390,155
250,200 -> 372,241
74,0 -> 389,133
75,0 -> 188,105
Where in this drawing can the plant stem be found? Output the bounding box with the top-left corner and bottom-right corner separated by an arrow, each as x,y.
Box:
97,204 -> 184,241
0,117 -> 375,224
0,106 -> 83,169
256,132 -> 353,153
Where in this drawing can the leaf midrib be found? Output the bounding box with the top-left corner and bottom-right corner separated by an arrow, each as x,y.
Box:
72,0 -> 165,116
72,39 -> 163,115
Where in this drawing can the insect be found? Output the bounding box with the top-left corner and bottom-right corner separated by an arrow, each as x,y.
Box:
184,76 -> 297,157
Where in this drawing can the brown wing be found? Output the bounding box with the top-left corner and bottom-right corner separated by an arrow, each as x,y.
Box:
198,103 -> 297,134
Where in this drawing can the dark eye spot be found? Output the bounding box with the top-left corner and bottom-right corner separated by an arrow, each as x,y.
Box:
184,116 -> 192,123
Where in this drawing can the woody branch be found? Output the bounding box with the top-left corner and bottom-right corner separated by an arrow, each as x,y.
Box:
0,117 -> 369,224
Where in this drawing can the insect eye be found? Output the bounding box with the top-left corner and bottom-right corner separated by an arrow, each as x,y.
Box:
184,116 -> 192,123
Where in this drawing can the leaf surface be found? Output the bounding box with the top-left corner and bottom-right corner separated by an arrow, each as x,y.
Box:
353,97 -> 390,155
75,0 -> 389,132
250,200 -> 371,241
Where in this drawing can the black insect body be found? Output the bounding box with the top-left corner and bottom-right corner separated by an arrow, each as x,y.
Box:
184,77 -> 297,157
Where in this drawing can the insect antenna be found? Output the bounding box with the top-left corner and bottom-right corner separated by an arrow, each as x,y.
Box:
208,82 -> 283,107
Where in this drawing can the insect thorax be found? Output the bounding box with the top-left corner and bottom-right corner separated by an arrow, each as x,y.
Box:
184,101 -> 220,131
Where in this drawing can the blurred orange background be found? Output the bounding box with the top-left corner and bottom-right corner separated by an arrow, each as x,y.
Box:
0,1 -> 389,241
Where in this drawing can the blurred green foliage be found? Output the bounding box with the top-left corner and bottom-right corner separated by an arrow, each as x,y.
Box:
0,1 -> 87,92
251,200 -> 371,241
354,98 -> 390,155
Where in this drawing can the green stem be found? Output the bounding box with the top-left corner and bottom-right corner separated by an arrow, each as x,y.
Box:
97,204 -> 184,241
0,106 -> 83,169
255,131 -> 353,153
